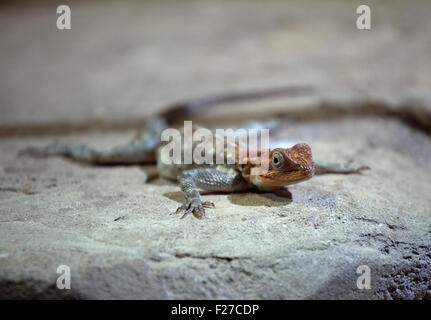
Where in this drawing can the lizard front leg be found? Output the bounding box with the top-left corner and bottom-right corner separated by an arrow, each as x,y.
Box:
314,160 -> 369,174
175,166 -> 249,219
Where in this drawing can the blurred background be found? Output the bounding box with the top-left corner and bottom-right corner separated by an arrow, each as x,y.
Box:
1,0 -> 430,129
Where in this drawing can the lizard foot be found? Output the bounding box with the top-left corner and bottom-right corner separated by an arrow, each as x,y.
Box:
173,199 -> 215,219
343,161 -> 370,173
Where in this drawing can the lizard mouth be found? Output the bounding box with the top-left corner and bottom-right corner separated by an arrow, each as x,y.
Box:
276,167 -> 315,185
251,166 -> 315,188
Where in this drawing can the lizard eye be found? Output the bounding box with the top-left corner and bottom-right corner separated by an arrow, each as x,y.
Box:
271,151 -> 285,169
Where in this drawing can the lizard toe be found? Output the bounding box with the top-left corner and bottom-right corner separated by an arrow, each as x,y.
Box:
350,164 -> 370,173
174,199 -> 211,219
358,165 -> 371,172
202,201 -> 215,209
192,205 -> 206,219
173,204 -> 187,215
343,161 -> 370,174
180,210 -> 192,219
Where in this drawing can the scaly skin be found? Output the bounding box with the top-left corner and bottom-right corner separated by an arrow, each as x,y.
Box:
19,87 -> 369,219
156,125 -> 367,218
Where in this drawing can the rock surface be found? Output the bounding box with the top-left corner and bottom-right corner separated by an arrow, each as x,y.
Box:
0,0 -> 430,299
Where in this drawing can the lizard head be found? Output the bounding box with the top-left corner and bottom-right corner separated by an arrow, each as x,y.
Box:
250,143 -> 315,190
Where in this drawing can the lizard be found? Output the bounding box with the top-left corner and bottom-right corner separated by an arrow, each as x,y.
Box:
19,86 -> 369,219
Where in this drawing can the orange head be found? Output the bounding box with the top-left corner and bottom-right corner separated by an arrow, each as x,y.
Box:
250,143 -> 315,190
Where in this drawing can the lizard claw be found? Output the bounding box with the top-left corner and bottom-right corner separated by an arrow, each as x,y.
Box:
172,199 -> 215,219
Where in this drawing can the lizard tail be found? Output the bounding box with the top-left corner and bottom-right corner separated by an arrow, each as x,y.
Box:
159,85 -> 314,124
